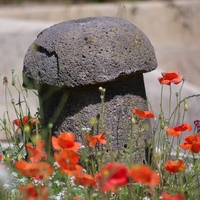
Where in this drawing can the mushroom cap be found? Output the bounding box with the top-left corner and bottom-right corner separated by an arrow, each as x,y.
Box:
23,16 -> 157,89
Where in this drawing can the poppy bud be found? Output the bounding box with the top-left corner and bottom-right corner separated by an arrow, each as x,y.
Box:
131,116 -> 136,124
24,124 -> 31,134
160,121 -> 165,129
90,117 -> 99,126
18,153 -> 23,161
48,123 -> 53,129
184,103 -> 189,111
184,100 -> 188,111
11,69 -> 15,86
164,125 -> 168,131
3,76 -> 8,85
92,193 -> 98,198
30,134 -> 42,145
4,155 -> 11,163
99,87 -> 103,92
97,152 -> 102,156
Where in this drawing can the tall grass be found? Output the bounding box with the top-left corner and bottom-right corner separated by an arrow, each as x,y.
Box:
0,70 -> 200,199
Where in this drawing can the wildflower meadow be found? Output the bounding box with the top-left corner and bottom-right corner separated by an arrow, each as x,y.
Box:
0,70 -> 200,199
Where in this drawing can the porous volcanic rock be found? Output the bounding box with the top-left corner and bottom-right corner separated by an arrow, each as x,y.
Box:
23,16 -> 156,89
23,16 -> 157,164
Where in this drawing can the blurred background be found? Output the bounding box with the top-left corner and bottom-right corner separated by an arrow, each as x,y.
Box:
0,0 -> 169,4
0,0 -> 200,141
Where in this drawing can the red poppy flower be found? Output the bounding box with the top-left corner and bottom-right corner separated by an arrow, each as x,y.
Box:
15,161 -> 54,180
95,162 -> 129,192
194,120 -> 200,127
73,197 -> 82,200
74,173 -> 96,187
133,109 -> 154,119
164,160 -> 186,173
161,192 -> 185,200
84,132 -> 106,147
13,116 -> 40,133
13,116 -> 29,128
60,164 -> 83,177
19,184 -> 48,200
15,160 -> 34,176
158,71 -> 183,85
26,140 -> 47,163
0,154 -> 3,161
128,165 -> 160,187
166,123 -> 192,137
180,133 -> 200,153
52,132 -> 81,152
31,162 -> 54,180
54,149 -> 80,170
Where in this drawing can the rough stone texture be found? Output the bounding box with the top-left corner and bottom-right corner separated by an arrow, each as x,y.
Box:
38,75 -> 150,162
22,16 -> 157,163
23,16 -> 157,89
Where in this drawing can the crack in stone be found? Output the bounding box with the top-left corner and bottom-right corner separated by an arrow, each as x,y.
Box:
35,44 -> 60,83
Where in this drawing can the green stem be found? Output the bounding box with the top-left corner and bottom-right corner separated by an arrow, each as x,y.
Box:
172,93 -> 179,126
176,80 -> 184,125
181,109 -> 186,124
168,84 -> 172,119
169,94 -> 200,121
100,88 -> 106,132
168,137 -> 174,160
160,84 -> 164,118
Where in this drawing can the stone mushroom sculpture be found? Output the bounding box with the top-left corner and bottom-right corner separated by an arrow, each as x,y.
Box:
23,16 -> 157,163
